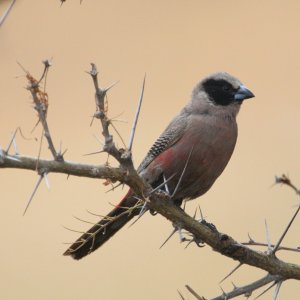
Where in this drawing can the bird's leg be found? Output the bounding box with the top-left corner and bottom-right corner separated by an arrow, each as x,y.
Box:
199,219 -> 218,232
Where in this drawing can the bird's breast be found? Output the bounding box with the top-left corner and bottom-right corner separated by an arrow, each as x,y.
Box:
142,114 -> 238,201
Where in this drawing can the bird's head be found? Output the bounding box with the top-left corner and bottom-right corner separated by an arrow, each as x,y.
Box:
193,72 -> 255,108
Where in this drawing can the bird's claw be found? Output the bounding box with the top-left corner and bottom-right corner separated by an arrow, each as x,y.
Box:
199,219 -> 218,232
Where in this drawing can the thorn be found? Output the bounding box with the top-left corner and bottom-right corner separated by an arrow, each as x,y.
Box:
92,134 -> 104,146
17,61 -> 29,74
128,74 -> 146,151
103,80 -> 120,93
219,286 -> 227,298
198,205 -> 204,221
83,150 -> 105,156
12,135 -> 19,154
0,0 -> 16,27
109,111 -> 127,123
177,290 -> 185,300
6,128 -> 18,153
5,155 -> 21,162
171,145 -> 194,198
105,182 -> 123,193
90,115 -> 95,127
253,281 -> 277,300
163,174 -> 170,194
231,281 -> 238,290
264,219 -> 272,252
272,281 -> 282,300
219,262 -> 243,284
159,227 -> 178,249
184,239 -> 195,249
109,122 -> 127,148
23,175 -> 44,216
248,232 -> 255,243
185,285 -> 205,300
0,146 -> 4,163
58,140 -> 63,155
61,148 -> 68,157
148,173 -> 177,196
192,206 -> 198,219
43,173 -> 50,190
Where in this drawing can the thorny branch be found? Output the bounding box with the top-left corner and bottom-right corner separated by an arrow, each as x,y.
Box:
1,63 -> 300,299
181,174 -> 300,299
19,60 -> 63,161
242,234 -> 300,253
182,274 -> 281,300
89,64 -> 140,182
0,154 -> 141,191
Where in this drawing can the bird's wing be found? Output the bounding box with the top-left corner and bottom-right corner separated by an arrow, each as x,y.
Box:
137,113 -> 188,173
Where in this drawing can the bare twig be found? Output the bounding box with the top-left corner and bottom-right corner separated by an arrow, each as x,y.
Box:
19,61 -> 63,161
89,64 -> 131,164
272,175 -> 300,254
242,241 -> 300,253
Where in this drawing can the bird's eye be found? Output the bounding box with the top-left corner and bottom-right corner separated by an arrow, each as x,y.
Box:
222,86 -> 230,91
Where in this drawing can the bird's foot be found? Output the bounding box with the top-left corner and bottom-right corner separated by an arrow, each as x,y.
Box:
156,188 -> 171,200
199,219 -> 218,232
149,189 -> 171,216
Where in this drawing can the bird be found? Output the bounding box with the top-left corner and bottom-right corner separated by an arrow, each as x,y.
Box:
64,72 -> 254,260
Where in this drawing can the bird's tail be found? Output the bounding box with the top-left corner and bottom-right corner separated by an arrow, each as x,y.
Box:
63,192 -> 140,260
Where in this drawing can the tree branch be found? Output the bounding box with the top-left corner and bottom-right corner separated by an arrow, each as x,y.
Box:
148,194 -> 300,280
210,274 -> 281,300
0,153 -> 143,192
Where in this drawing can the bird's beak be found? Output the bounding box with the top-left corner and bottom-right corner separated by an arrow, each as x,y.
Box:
234,85 -> 255,101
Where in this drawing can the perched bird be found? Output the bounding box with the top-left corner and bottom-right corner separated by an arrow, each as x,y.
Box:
64,72 -> 254,260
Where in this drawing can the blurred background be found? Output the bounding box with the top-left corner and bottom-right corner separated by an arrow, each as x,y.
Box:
0,1 -> 299,299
